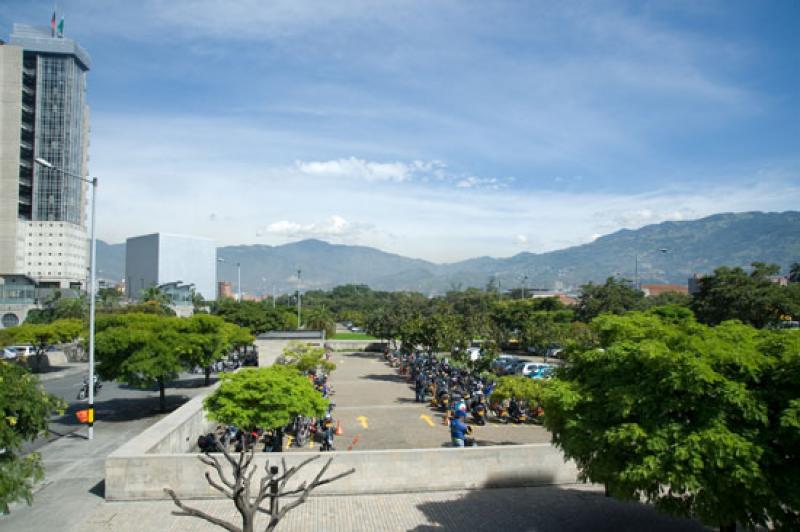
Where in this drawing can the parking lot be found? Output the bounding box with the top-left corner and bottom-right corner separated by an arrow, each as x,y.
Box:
284,350 -> 551,451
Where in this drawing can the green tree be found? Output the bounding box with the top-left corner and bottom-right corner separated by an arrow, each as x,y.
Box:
0,319 -> 83,372
489,375 -> 546,406
0,362 -> 65,512
175,315 -> 253,386
94,313 -> 187,412
542,311 -> 800,531
574,277 -> 646,322
96,287 -> 123,310
303,307 -> 336,338
204,365 -> 328,430
789,262 -> 800,284
24,291 -> 86,324
211,299 -> 294,334
691,262 -> 791,328
279,341 -> 335,375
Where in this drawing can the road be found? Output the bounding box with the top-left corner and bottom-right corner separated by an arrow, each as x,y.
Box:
26,370 -> 217,454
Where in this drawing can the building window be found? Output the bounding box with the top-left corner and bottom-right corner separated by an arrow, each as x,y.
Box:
2,313 -> 19,328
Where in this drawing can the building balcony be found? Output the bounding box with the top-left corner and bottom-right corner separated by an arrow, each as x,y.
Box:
19,158 -> 32,168
18,195 -> 32,206
19,140 -> 33,151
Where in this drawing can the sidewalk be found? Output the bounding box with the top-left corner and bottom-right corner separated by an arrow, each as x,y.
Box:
35,361 -> 87,382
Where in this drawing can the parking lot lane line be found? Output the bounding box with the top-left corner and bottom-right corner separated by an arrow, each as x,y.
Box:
420,414 -> 435,427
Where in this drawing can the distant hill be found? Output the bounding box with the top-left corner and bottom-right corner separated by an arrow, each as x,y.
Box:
97,211 -> 800,295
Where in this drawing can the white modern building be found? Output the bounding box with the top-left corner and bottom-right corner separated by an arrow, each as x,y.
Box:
0,24 -> 91,290
125,233 -> 216,301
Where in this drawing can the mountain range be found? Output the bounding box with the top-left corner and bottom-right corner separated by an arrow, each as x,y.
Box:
97,211 -> 800,295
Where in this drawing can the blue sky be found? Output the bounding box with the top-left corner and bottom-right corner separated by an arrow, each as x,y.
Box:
2,1 -> 799,262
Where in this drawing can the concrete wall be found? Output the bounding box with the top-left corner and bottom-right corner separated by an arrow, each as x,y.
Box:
125,233 -> 159,298
106,443 -> 580,501
0,45 -> 23,275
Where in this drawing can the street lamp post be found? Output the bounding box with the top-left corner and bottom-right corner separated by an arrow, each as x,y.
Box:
296,268 -> 302,328
635,248 -> 670,290
35,157 -> 98,440
217,258 -> 226,298
236,262 -> 241,302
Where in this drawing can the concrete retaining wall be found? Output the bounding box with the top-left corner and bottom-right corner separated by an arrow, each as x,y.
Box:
106,443 -> 580,501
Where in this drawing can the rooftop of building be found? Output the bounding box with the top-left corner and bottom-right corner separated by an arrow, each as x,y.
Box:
8,24 -> 91,70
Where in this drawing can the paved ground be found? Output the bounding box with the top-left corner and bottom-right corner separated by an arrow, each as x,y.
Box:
283,351 -> 550,451
79,484 -> 709,532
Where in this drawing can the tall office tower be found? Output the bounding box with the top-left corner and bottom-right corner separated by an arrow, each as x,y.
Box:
0,24 -> 91,289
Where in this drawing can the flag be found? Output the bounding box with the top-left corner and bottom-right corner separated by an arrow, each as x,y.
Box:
57,16 -> 64,37
50,11 -> 56,37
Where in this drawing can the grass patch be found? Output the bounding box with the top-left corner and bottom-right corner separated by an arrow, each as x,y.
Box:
331,332 -> 379,340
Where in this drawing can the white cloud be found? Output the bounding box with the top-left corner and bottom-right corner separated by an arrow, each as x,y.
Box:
455,176 -> 502,189
256,215 -> 373,242
295,157 -> 415,182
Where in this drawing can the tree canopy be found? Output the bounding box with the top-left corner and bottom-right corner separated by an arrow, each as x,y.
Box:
0,362 -> 65,512
542,310 -> 800,530
204,366 -> 328,430
691,262 -> 798,328
94,313 -> 249,411
574,277 -> 646,322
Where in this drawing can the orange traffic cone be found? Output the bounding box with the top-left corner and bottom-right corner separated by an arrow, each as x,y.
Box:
335,420 -> 343,436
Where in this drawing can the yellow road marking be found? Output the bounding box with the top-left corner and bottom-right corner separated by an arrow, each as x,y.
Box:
357,416 -> 369,429
285,435 -> 294,449
308,440 -> 314,449
420,414 -> 435,427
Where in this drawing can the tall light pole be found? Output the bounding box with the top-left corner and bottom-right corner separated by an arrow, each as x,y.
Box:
522,274 -> 528,299
296,268 -> 302,328
35,157 -> 98,440
236,262 -> 241,302
217,258 -> 226,299
635,248 -> 670,290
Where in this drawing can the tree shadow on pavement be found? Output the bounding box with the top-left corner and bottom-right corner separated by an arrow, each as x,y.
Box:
344,352 -> 383,359
409,482 -> 707,532
52,395 -> 191,426
360,373 -> 408,383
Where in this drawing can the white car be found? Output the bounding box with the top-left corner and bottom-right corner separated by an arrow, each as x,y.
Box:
518,362 -> 552,377
3,345 -> 34,359
2,347 -> 17,359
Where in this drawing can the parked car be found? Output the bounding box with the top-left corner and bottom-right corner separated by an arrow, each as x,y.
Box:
349,326 -> 364,333
529,365 -> 555,380
544,345 -> 563,359
493,356 -> 519,375
3,345 -> 34,358
517,362 -> 553,377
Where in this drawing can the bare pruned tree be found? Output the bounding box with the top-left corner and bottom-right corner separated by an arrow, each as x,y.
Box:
164,438 -> 355,532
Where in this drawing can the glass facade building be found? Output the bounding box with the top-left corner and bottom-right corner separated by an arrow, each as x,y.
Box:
0,24 -> 91,288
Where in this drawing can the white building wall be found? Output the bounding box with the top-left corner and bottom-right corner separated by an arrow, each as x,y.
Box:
125,233 -> 216,301
158,234 -> 216,301
22,221 -> 89,287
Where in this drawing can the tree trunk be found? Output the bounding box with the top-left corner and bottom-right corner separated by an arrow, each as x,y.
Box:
205,366 -> 211,387
159,377 -> 166,412
719,522 -> 736,532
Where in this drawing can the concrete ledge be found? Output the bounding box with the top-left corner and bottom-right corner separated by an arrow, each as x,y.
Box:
106,443 -> 580,501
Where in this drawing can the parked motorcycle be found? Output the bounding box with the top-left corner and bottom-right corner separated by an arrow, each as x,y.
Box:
77,376 -> 102,400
